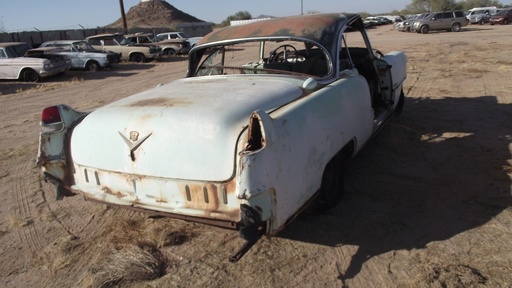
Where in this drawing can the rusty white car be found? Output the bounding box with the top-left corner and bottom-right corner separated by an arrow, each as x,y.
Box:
0,42 -> 71,82
37,13 -> 407,261
39,40 -> 120,71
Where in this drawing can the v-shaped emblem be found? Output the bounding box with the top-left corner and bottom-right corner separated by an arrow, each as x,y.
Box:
118,131 -> 152,161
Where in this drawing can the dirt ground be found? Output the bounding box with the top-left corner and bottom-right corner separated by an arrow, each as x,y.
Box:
1,23 -> 511,288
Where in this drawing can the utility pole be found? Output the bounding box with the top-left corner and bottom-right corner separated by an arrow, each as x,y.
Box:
119,0 -> 128,33
301,0 -> 303,15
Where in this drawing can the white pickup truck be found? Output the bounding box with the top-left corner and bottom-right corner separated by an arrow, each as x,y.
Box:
38,13 -> 406,262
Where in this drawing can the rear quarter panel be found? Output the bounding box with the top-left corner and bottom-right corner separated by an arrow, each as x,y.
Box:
238,73 -> 374,233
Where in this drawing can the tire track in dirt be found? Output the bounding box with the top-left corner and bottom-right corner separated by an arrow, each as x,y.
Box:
10,145 -> 45,254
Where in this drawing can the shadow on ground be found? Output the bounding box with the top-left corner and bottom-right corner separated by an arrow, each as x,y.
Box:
279,95 -> 512,280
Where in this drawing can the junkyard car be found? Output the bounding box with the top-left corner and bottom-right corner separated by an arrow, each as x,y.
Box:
125,33 -> 191,56
85,33 -> 162,63
38,13 -> 407,261
0,42 -> 70,82
40,40 -> 119,71
489,9 -> 512,25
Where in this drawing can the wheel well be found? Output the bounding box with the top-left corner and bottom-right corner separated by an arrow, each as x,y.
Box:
85,60 -> 99,66
341,139 -> 356,160
331,139 -> 356,163
130,52 -> 144,59
18,68 -> 36,79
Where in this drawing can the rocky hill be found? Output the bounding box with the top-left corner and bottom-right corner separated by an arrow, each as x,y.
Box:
106,1 -> 205,29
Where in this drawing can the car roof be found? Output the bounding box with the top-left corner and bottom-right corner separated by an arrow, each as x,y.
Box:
0,42 -> 28,48
44,40 -> 84,43
198,13 -> 359,48
86,33 -> 124,39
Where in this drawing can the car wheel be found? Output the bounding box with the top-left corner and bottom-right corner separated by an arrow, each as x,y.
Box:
479,19 -> 485,25
451,23 -> 462,32
85,61 -> 100,72
21,69 -> 40,83
131,53 -> 145,63
420,25 -> 429,34
317,156 -> 345,210
504,19 -> 509,25
165,49 -> 176,56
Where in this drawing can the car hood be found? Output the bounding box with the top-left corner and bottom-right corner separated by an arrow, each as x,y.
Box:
7,57 -> 47,65
70,76 -> 305,181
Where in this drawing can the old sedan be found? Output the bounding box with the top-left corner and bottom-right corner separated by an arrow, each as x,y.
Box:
0,42 -> 70,82
40,40 -> 119,71
37,13 -> 407,261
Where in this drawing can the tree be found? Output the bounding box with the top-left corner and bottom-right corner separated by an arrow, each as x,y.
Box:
0,17 -> 5,33
404,0 -> 504,13
405,0 -> 460,13
219,11 -> 252,27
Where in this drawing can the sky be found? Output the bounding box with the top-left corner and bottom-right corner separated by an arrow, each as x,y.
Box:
1,0 -> 412,32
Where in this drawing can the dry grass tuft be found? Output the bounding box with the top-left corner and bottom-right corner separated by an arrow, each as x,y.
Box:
41,207 -> 68,222
87,241 -> 168,287
8,214 -> 32,228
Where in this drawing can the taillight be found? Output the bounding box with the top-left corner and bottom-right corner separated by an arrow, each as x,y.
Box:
42,106 -> 62,124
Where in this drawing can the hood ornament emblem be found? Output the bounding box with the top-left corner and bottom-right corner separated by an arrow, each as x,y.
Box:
118,131 -> 152,161
130,131 -> 139,142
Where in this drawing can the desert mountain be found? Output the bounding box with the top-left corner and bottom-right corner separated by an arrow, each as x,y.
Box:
106,1 -> 205,29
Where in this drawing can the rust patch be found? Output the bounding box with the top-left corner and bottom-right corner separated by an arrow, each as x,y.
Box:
127,97 -> 191,108
102,186 -> 127,198
200,14 -> 350,46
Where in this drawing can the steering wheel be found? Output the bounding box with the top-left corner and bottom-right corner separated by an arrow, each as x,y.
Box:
268,44 -> 298,63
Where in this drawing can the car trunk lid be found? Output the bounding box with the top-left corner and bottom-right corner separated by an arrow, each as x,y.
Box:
70,76 -> 305,181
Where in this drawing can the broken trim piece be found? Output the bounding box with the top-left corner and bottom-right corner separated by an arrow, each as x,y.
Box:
229,204 -> 265,262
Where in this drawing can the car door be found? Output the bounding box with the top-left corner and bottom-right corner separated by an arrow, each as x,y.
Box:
429,12 -> 446,30
0,49 -> 16,79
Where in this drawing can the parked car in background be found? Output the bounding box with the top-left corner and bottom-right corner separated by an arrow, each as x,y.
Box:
40,40 -> 119,71
156,31 -> 202,47
468,9 -> 492,24
466,6 -> 498,19
489,9 -> 512,25
37,13 -> 406,262
395,13 -> 431,32
412,11 -> 469,33
85,33 -> 162,63
125,33 -> 191,56
365,16 -> 388,25
0,42 -> 70,82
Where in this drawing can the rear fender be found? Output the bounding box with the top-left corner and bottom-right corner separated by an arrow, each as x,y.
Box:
37,105 -> 87,185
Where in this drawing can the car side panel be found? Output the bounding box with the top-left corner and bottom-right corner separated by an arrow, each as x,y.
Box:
0,58 -> 17,79
238,73 -> 374,233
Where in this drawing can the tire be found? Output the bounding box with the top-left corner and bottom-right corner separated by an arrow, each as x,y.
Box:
130,53 -> 145,63
420,25 -> 429,34
317,156 -> 345,210
479,19 -> 485,25
394,88 -> 405,116
451,23 -> 462,32
504,19 -> 509,25
164,49 -> 177,56
21,69 -> 40,83
85,61 -> 100,72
